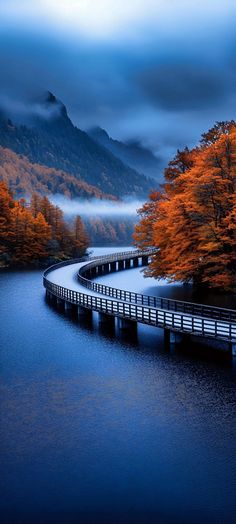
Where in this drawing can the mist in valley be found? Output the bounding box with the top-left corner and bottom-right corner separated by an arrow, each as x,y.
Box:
50,195 -> 144,246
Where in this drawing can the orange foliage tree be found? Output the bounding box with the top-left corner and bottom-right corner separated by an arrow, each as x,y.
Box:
30,195 -> 89,259
0,182 -> 51,266
0,183 -> 89,267
134,122 -> 236,290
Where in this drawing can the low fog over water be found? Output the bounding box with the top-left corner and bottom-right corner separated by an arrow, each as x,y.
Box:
50,195 -> 144,218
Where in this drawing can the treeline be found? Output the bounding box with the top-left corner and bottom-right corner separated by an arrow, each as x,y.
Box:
0,182 -> 89,268
84,217 -> 136,245
134,121 -> 236,290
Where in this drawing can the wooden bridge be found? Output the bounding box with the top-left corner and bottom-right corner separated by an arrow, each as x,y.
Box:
43,249 -> 236,356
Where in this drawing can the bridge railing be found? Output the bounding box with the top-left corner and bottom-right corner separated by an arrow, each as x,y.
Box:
77,252 -> 236,324
43,248 -> 155,278
43,277 -> 236,342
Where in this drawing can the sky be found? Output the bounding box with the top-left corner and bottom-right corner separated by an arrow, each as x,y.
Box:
0,0 -> 235,167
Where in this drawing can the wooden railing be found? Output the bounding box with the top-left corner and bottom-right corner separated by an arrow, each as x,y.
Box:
77,252 -> 236,324
43,249 -> 236,343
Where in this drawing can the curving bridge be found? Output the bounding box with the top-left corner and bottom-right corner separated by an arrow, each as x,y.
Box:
43,248 -> 236,356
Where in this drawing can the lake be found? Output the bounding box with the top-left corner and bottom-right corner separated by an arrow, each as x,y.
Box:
0,247 -> 236,524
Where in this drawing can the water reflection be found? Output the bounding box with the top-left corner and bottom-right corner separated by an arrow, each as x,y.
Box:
0,255 -> 236,524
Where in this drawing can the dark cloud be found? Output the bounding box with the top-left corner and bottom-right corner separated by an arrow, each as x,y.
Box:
138,63 -> 227,111
0,2 -> 235,170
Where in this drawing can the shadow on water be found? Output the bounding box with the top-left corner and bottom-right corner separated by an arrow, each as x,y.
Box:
143,282 -> 236,310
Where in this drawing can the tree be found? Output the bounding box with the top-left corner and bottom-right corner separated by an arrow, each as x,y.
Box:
10,202 -> 51,266
200,120 -> 236,147
71,215 -> 89,257
164,147 -> 194,182
0,184 -> 89,267
0,181 -> 15,265
134,123 -> 236,290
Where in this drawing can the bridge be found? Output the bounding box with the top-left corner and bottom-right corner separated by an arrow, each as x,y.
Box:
43,249 -> 236,356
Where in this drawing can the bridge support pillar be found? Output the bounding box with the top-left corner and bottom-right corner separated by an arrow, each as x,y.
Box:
46,291 -> 56,304
133,258 -> 139,268
96,265 -> 102,276
57,297 -> 65,309
164,329 -> 183,349
118,260 -> 124,271
78,306 -> 92,319
98,312 -> 115,326
103,263 -> 110,274
65,301 -> 77,313
118,317 -> 137,332
125,259 -> 131,269
164,329 -> 170,348
142,255 -> 149,266
229,341 -> 236,357
110,261 -> 117,272
90,267 -> 96,279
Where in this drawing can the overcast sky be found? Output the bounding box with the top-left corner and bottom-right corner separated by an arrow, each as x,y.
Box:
0,0 -> 235,166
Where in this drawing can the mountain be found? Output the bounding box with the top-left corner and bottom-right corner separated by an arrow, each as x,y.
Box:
0,92 -> 155,198
88,126 -> 161,180
0,146 -> 116,200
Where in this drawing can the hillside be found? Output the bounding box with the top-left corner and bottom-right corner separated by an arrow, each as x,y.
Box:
0,93 -> 155,198
88,126 -> 161,180
0,146 -> 116,200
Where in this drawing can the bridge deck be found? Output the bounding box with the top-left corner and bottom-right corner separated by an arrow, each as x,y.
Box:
44,250 -> 236,346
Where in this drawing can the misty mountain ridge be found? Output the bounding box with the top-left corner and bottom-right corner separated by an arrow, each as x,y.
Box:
30,91 -> 74,131
0,91 -> 156,199
88,126 -> 161,180
0,146 -> 116,201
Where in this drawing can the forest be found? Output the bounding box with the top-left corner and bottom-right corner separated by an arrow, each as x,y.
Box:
0,182 -> 89,267
0,146 -> 115,200
134,121 -> 236,290
84,216 -> 136,246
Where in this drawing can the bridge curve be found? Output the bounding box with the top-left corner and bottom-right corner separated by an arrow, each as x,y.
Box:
43,249 -> 236,354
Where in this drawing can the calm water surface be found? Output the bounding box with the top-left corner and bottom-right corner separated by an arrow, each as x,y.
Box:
0,247 -> 236,524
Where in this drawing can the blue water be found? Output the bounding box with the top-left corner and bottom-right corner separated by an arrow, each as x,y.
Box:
0,249 -> 236,524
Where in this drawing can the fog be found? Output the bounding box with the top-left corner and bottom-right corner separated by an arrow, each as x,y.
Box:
50,195 -> 144,218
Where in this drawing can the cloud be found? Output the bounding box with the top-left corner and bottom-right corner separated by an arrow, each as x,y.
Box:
50,195 -> 144,218
138,63 -> 227,112
0,1 -> 235,170
0,1 -> 235,41
0,92 -> 63,123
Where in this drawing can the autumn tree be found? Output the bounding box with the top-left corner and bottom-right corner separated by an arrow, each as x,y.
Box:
0,185 -> 89,267
11,202 -> 51,265
134,122 -> 236,290
164,147 -> 195,182
0,181 -> 15,265
70,215 -> 89,257
30,195 -> 89,259
0,184 -> 51,266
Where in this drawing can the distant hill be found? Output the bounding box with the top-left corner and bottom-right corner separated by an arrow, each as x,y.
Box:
0,92 -> 155,198
0,146 -> 116,200
88,126 -> 161,180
